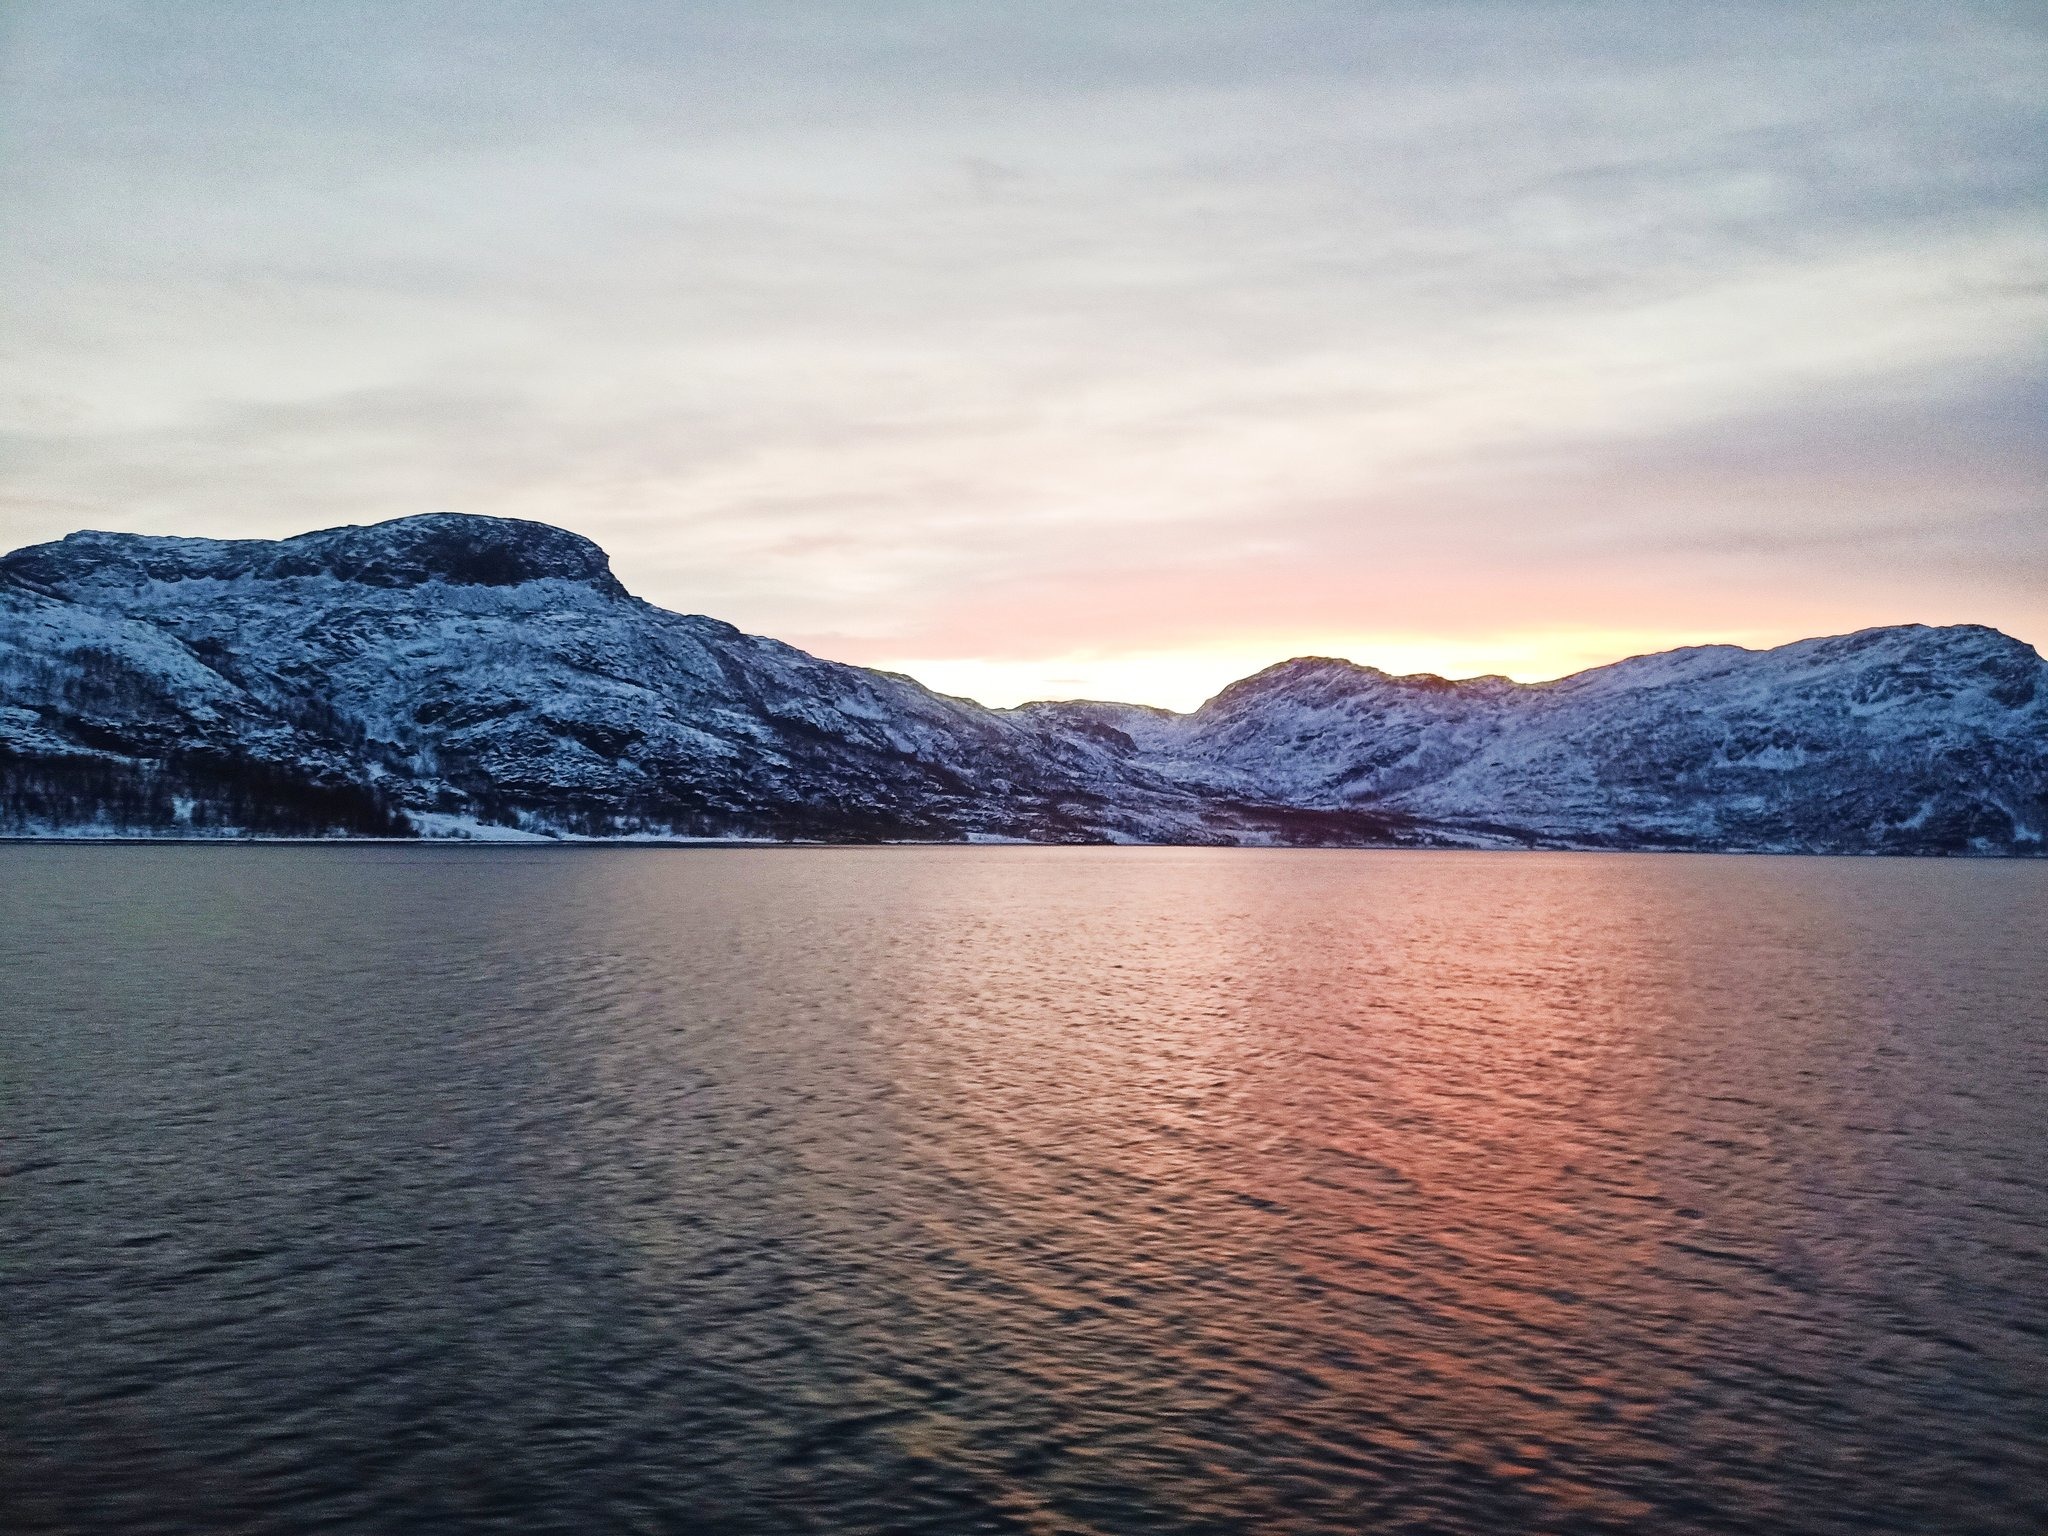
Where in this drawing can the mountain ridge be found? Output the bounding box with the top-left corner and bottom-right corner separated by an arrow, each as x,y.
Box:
3,513 -> 2042,852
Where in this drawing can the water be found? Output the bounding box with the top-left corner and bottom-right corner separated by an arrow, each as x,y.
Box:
3,846 -> 2044,1534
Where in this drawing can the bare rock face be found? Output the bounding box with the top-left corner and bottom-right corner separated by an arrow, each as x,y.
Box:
2,513 -> 2043,851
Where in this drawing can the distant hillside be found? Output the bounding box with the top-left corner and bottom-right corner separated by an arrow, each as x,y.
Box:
3,514 -> 2042,853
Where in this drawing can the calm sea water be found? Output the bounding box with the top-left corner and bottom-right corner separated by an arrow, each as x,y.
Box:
3,846 -> 2044,1535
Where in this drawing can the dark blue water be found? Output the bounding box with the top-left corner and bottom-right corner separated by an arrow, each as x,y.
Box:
3,845 -> 2044,1534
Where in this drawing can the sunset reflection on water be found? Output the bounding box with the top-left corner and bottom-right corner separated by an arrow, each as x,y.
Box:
4,846 -> 2044,1534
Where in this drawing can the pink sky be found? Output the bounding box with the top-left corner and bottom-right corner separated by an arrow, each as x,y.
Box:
4,2 -> 2042,709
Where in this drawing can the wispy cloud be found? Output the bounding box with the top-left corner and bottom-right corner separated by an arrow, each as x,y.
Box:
3,1 -> 2042,705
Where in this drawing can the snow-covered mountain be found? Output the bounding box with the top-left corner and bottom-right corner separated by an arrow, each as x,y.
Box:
1073,630 -> 2048,853
3,513 -> 2042,852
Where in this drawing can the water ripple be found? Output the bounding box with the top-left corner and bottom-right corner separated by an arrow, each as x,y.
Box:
3,845 -> 2045,1534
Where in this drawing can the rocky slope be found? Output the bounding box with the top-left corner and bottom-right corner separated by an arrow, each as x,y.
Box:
1067,628 -> 2048,853
2,513 -> 2042,852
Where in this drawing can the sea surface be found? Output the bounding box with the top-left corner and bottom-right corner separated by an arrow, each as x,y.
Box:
3,845 -> 2045,1535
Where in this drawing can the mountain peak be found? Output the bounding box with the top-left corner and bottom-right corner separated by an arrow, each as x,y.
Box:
278,514 -> 630,597
1200,655 -> 1518,715
1,512 -> 630,600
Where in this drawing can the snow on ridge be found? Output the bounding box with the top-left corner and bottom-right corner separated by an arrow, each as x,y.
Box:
2,516 -> 2043,852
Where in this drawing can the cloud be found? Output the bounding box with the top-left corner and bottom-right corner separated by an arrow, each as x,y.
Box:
2,0 -> 2043,704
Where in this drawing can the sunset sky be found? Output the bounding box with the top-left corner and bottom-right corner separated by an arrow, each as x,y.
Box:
3,2 -> 2043,710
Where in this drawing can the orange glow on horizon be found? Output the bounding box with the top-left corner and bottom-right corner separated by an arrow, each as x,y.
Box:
869,628 -> 1775,713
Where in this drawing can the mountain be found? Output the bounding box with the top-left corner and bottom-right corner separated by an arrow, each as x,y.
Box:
1081,631 -> 2047,853
2,513 -> 2042,853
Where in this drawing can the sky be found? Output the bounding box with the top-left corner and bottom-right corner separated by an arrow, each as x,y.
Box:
2,2 -> 2043,710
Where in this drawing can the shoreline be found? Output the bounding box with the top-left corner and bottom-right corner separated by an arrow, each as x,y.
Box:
0,835 -> 2039,859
